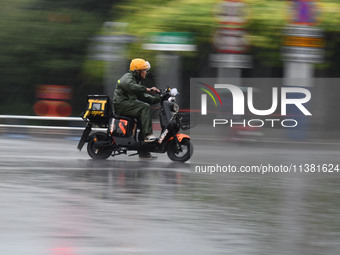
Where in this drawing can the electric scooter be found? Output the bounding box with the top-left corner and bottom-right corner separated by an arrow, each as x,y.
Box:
77,88 -> 193,162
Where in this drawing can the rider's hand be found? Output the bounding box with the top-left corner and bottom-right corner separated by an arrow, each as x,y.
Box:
147,87 -> 160,94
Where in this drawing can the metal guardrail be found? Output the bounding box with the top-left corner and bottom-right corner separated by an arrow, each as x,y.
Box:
0,115 -> 82,121
0,115 -> 85,131
0,115 -> 161,133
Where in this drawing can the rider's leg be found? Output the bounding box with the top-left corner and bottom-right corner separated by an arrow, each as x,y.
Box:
114,100 -> 153,140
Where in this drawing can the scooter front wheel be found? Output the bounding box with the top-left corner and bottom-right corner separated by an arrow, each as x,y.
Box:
87,132 -> 112,160
167,138 -> 193,162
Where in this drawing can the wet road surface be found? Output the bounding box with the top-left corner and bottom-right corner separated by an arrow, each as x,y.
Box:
0,137 -> 340,255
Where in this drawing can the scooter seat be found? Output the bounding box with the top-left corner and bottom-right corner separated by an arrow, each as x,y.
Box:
112,113 -> 137,124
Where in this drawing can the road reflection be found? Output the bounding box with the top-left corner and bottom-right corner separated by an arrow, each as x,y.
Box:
0,137 -> 340,254
1,165 -> 340,255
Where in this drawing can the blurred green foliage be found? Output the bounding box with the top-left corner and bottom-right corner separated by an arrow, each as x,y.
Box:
113,0 -> 340,69
1,0 -> 340,115
0,0 -> 116,114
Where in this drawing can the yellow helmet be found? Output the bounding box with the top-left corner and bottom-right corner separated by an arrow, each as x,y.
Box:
130,58 -> 151,71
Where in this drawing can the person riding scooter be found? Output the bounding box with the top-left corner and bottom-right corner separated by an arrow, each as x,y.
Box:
113,58 -> 160,158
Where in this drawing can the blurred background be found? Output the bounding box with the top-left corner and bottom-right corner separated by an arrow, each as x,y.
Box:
1,0 -> 339,116
1,0 -> 340,142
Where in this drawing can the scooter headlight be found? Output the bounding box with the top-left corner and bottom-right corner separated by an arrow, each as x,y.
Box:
168,96 -> 176,102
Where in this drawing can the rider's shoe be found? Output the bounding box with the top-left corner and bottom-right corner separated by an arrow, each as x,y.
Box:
144,134 -> 157,142
139,152 -> 157,159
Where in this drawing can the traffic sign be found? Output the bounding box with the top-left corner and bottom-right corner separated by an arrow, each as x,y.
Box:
210,53 -> 252,68
213,0 -> 249,26
212,28 -> 249,54
143,32 -> 196,51
281,47 -> 324,63
288,0 -> 320,26
283,36 -> 324,48
281,25 -> 324,63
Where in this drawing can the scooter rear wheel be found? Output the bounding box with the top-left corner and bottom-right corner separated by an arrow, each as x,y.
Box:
167,138 -> 193,162
87,132 -> 112,160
